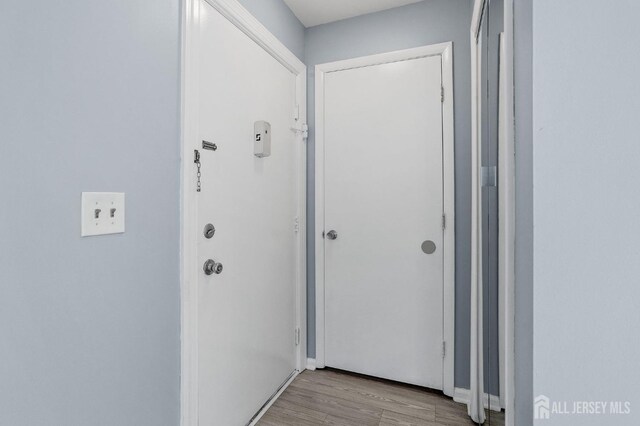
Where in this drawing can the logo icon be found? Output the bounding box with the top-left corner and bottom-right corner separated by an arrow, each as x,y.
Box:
535,395 -> 551,420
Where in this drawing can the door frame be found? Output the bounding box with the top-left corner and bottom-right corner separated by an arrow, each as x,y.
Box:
500,4 -> 516,424
314,43 -> 456,397
180,0 -> 307,425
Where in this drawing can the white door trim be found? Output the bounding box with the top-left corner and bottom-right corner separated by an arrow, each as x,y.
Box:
180,1 -> 307,425
499,29 -> 516,422
314,42 -> 456,397
501,1 -> 516,424
469,2 -> 485,421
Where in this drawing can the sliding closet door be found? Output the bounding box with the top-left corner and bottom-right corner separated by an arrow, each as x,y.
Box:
483,0 -> 505,423
471,0 -> 505,424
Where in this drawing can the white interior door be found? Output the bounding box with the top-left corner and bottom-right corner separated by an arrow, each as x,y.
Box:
196,2 -> 299,424
323,55 -> 445,389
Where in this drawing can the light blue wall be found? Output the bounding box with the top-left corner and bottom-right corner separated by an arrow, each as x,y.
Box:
532,1 -> 640,424
238,0 -> 305,60
0,1 -> 181,425
304,0 -> 474,388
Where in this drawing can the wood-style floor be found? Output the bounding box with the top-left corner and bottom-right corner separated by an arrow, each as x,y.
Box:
258,369 -> 504,426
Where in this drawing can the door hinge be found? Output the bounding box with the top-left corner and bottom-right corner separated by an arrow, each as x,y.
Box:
294,217 -> 300,234
442,214 -> 446,230
441,86 -> 445,103
295,328 -> 301,346
442,341 -> 446,358
290,123 -> 308,140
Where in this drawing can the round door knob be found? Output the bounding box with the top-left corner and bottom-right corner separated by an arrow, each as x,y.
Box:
326,230 -> 338,240
203,259 -> 223,275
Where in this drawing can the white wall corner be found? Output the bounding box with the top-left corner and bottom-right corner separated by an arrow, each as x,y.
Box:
306,358 -> 317,371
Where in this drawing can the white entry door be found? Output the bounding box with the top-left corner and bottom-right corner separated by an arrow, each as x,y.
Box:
195,2 -> 301,424
323,55 -> 445,389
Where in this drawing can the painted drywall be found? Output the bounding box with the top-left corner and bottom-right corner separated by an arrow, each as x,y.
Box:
0,1 -> 181,424
513,0 -> 533,423
533,1 -> 640,425
238,0 -> 305,60
304,0 -> 475,388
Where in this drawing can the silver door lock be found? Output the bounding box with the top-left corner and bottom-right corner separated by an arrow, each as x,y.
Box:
204,223 -> 215,239
203,259 -> 223,275
326,230 -> 338,240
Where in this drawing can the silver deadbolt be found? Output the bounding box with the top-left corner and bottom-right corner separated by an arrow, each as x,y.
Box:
204,224 -> 215,239
326,230 -> 338,240
203,259 -> 223,275
202,140 -> 217,151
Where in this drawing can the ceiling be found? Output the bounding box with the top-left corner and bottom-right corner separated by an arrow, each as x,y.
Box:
283,0 -> 425,28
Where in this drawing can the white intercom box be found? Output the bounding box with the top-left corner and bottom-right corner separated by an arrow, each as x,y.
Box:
254,121 -> 271,158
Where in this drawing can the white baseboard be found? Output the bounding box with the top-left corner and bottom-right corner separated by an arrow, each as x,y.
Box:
306,358 -> 316,371
453,387 -> 502,412
248,371 -> 298,425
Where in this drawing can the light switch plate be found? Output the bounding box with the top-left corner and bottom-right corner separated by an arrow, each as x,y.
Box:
81,192 -> 125,237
